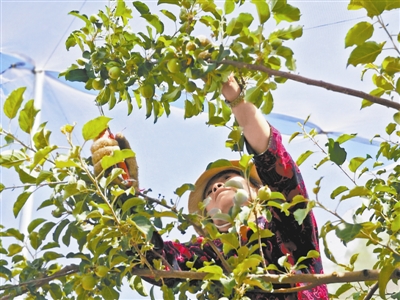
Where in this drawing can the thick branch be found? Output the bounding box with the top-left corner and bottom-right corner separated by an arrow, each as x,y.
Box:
2,265 -> 399,298
131,267 -> 400,285
211,60 -> 400,110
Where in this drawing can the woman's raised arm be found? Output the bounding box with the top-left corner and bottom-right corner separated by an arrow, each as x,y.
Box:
222,75 -> 271,154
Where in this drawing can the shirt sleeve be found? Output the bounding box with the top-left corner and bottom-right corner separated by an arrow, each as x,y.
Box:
245,125 -> 328,298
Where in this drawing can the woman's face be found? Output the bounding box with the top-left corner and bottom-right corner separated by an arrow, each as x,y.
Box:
204,171 -> 256,230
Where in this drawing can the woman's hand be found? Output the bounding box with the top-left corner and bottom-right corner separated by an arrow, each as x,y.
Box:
222,74 -> 271,154
221,73 -> 241,102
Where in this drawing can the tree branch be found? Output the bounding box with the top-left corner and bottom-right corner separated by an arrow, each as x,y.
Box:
130,267 -> 400,284
211,60 -> 400,110
2,264 -> 399,298
365,282 -> 379,300
0,264 -> 79,300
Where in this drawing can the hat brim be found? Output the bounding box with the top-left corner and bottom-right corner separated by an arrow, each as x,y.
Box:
188,160 -> 261,215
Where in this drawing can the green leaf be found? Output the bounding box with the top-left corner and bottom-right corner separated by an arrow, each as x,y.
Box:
64,69 -> 89,82
31,145 -> 57,171
3,87 -> 26,119
121,198 -> 146,215
161,284 -> 174,300
260,92 -> 274,115
335,283 -> 353,297
68,11 -> 91,28
116,0 -> 133,19
38,222 -> 56,241
224,0 -> 235,15
347,41 -> 385,67
2,228 -> 24,242
341,186 -> 371,201
269,25 -> 302,41
175,183 -> 195,197
131,215 -> 154,237
43,251 -> 64,262
379,264 -> 396,298
347,0 -> 363,10
386,0 -> 400,10
7,244 -> 23,256
293,201 -> 315,225
13,191 -> 32,217
336,133 -> 357,144
273,3 -> 300,24
248,229 -> 274,244
243,277 -> 273,291
132,1 -> 150,14
101,149 -> 135,170
327,139 -> 347,165
270,0 -> 287,12
101,285 -> 119,300
0,266 -> 12,280
296,150 -> 313,166
361,0 -> 387,17
330,186 -> 349,199
251,0 -> 270,24
142,14 -> 164,34
345,21 -> 373,48
391,215 -> 400,232
197,265 -> 224,280
82,116 -> 112,141
245,86 -> 263,104
374,184 -> 397,196
382,56 -> 400,76
348,155 -> 371,172
158,0 -> 181,5
226,13 -> 254,36
33,122 -> 51,150
160,9 -> 176,22
53,219 -> 70,242
133,276 -> 148,296
393,113 -> 400,128
335,222 -> 362,243
28,218 -> 46,234
15,165 -> 37,184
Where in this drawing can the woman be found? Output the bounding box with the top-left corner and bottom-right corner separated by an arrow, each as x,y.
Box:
91,75 -> 329,299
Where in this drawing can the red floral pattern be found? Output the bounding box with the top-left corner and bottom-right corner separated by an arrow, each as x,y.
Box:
144,126 -> 328,299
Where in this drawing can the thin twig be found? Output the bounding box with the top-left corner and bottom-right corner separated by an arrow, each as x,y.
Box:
211,60 -> 400,110
365,282 -> 379,300
0,264 -> 79,300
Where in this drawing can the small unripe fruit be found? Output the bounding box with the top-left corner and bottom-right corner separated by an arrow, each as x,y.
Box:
224,178 -> 244,189
95,266 -> 109,278
81,274 -> 96,291
185,81 -> 197,93
234,189 -> 249,206
108,66 -> 121,80
92,78 -> 105,90
197,51 -> 211,60
186,42 -> 196,51
140,84 -> 155,98
167,58 -> 180,73
90,14 -> 99,23
258,186 -> 272,201
196,35 -> 211,47
51,208 -> 63,218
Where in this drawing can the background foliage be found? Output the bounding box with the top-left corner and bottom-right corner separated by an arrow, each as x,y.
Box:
1,0 -> 400,299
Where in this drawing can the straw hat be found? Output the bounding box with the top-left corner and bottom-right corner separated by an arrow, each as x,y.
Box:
188,160 -> 261,215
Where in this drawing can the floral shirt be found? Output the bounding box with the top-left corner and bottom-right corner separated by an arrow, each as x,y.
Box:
145,126 -> 329,299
